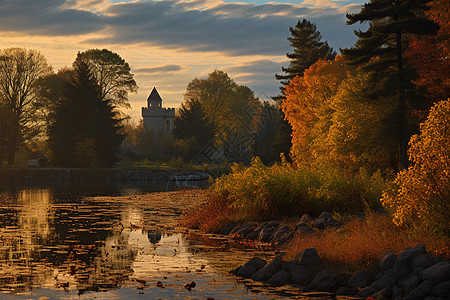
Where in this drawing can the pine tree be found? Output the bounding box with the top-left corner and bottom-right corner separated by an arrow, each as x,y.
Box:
341,0 -> 438,169
275,19 -> 336,95
48,61 -> 124,167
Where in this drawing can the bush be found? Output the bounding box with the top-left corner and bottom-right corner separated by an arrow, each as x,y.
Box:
209,156 -> 391,221
382,99 -> 450,236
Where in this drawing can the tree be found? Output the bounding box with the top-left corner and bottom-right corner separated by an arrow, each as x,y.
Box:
275,19 -> 336,96
173,98 -> 215,149
0,48 -> 53,165
405,0 -> 450,103
381,98 -> 450,236
75,49 -> 138,108
341,0 -> 439,169
48,60 -> 125,167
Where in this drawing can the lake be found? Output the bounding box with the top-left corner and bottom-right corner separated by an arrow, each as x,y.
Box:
0,183 -> 325,299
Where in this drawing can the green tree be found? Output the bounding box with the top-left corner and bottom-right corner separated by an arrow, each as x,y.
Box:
48,60 -> 125,167
0,48 -> 53,165
75,49 -> 138,108
341,0 -> 438,169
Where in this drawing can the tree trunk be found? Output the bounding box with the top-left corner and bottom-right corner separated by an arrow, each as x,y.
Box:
7,133 -> 16,166
396,31 -> 408,170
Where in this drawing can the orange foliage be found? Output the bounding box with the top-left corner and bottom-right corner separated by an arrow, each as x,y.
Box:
282,56 -> 348,164
406,0 -> 450,102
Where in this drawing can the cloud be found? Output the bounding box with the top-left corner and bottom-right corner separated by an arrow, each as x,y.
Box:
0,0 -> 360,56
134,64 -> 183,74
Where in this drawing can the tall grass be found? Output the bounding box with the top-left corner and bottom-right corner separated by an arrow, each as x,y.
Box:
208,156 -> 392,221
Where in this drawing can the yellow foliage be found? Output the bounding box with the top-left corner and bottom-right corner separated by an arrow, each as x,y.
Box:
381,99 -> 450,235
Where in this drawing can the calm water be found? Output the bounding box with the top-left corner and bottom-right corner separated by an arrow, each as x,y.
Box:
0,185 -> 322,299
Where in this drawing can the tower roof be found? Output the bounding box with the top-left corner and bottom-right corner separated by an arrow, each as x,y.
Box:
147,87 -> 163,104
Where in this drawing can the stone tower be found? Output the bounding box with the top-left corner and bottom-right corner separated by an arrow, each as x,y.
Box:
142,87 -> 175,137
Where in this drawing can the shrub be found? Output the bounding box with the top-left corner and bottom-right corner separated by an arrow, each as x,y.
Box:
381,99 -> 450,236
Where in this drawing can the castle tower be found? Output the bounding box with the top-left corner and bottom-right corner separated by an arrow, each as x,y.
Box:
142,87 -> 175,137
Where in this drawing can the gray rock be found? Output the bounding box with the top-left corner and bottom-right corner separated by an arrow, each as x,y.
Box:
309,271 -> 339,292
348,270 -> 372,289
392,285 -> 404,300
336,286 -> 353,296
294,222 -> 308,230
268,270 -> 291,285
404,274 -> 420,292
296,248 -> 321,266
234,225 -> 256,238
317,211 -> 333,221
258,227 -> 275,242
252,256 -> 282,282
230,223 -> 256,236
413,254 -> 436,268
372,274 -> 395,290
246,225 -> 265,240
431,280 -> 450,297
244,257 -> 266,271
357,285 -> 378,298
271,231 -> 294,245
219,222 -> 238,235
282,261 -> 314,285
422,261 -> 450,283
236,265 -> 257,278
299,214 -> 313,223
266,220 -> 279,228
372,286 -> 393,300
406,279 -> 433,300
311,219 -> 326,230
396,244 -> 427,266
414,266 -> 425,275
297,225 -> 315,235
379,253 -> 397,271
325,218 -> 341,228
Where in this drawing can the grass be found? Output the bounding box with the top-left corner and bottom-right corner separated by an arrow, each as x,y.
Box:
285,211 -> 450,272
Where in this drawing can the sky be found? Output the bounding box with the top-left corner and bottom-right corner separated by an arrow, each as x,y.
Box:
0,0 -> 367,121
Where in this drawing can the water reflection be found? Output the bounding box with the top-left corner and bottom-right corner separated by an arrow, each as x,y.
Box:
0,188 -> 273,299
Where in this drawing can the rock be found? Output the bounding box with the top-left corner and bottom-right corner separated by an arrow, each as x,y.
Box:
406,279 -> 433,300
294,222 -> 308,230
396,244 -> 427,266
379,253 -> 397,271
246,225 -> 265,240
348,270 -> 372,289
244,257 -> 266,271
392,286 -> 404,300
372,286 -> 393,300
295,248 -> 321,266
299,214 -> 313,223
309,271 -> 339,292
372,274 -> 395,290
270,225 -> 290,242
266,221 -> 279,228
268,270 -> 291,285
413,254 -> 436,268
422,261 -> 450,283
296,225 -> 315,235
219,222 -> 238,235
282,261 -> 314,285
357,285 -> 378,298
317,211 -> 333,221
234,225 -> 256,238
252,256 -> 282,282
272,231 -> 294,245
431,280 -> 450,297
236,265 -> 257,278
325,218 -> 341,228
404,274 -> 420,293
336,286 -> 352,296
311,219 -> 326,230
258,227 -> 275,243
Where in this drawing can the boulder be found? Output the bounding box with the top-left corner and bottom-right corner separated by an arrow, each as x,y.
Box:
294,222 -> 308,230
412,254 -> 435,268
379,253 -> 397,271
230,223 -> 256,236
266,220 -> 279,228
244,257 -> 266,271
268,270 -> 291,285
295,248 -> 321,266
317,211 -> 333,221
252,256 -> 282,282
357,285 -> 378,298
325,218 -> 341,228
431,280 -> 450,297
404,274 -> 420,293
392,286 -> 404,300
405,279 -> 433,300
372,286 -> 393,300
236,265 -> 257,278
282,261 -> 314,285
299,214 -> 313,223
258,227 -> 275,243
348,270 -> 372,289
421,261 -> 450,283
309,271 -> 341,292
372,274 -> 395,290
296,225 -> 315,235
219,222 -> 238,235
311,219 -> 326,230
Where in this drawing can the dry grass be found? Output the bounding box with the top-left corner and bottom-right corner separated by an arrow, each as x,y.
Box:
285,211 -> 449,271
181,191 -> 239,233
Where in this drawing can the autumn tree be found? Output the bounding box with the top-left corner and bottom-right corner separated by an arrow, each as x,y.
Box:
75,49 -> 138,108
406,0 -> 450,103
48,60 -> 124,167
0,48 -> 53,165
342,0 -> 439,169
382,98 -> 450,236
